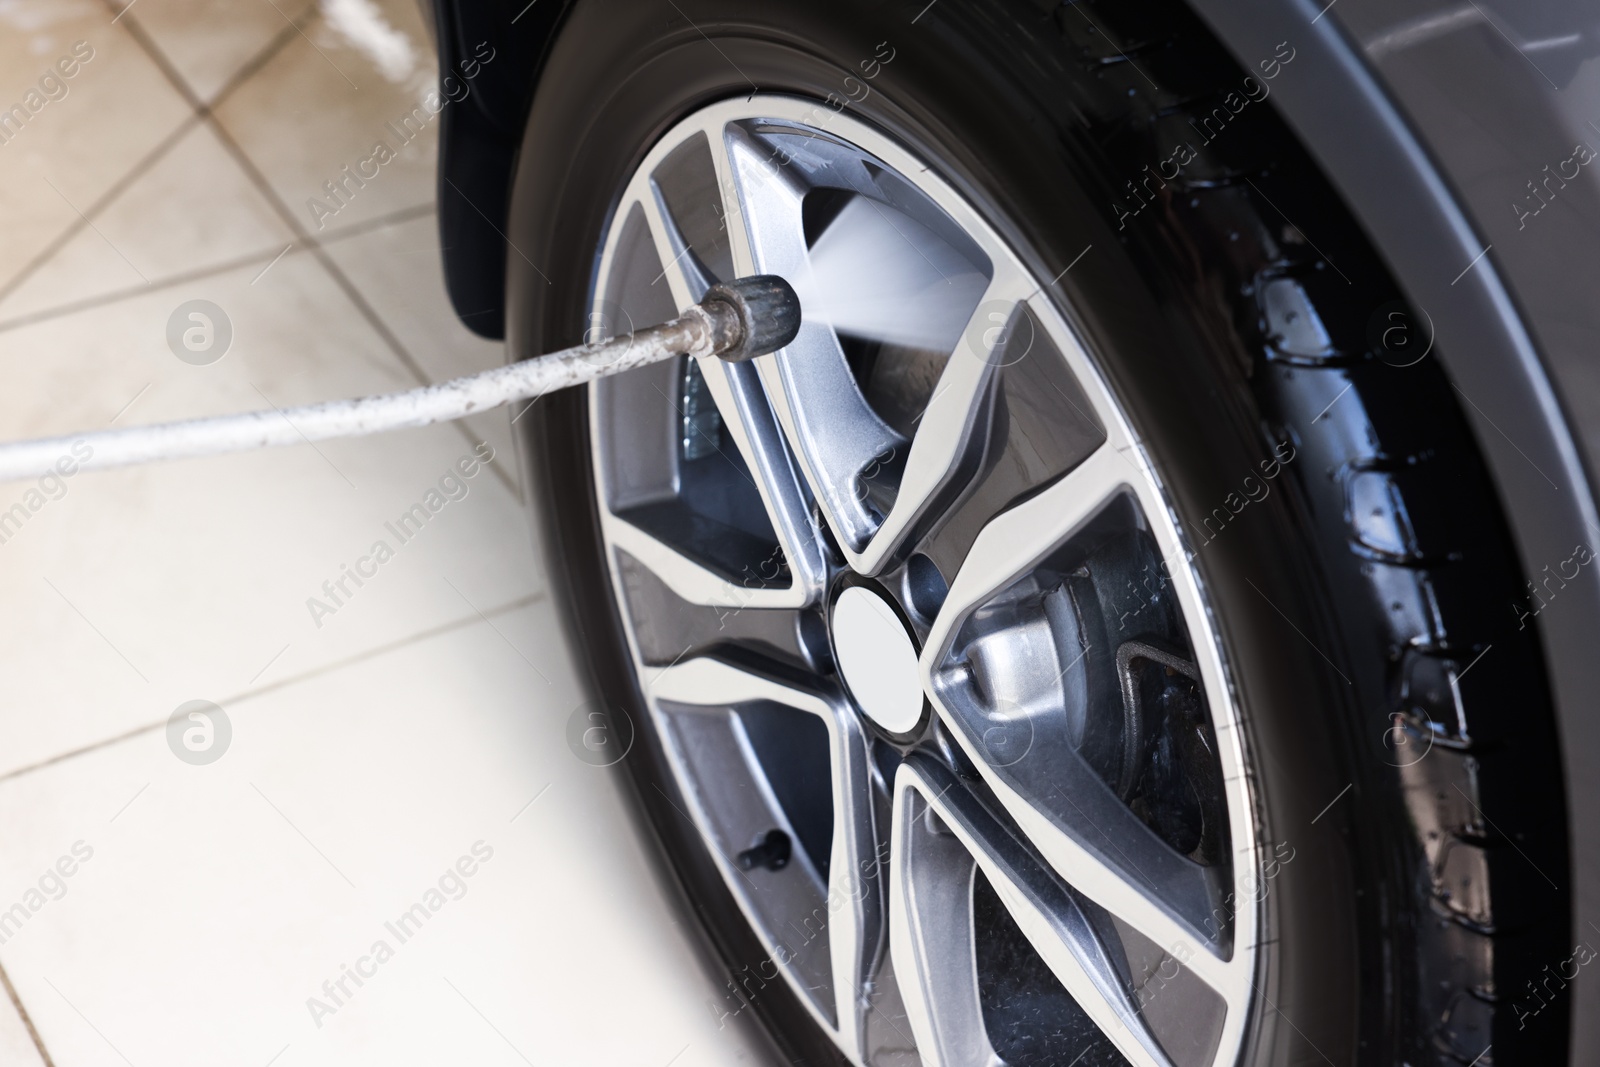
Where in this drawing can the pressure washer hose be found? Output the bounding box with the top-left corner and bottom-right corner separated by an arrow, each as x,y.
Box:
0,276 -> 801,484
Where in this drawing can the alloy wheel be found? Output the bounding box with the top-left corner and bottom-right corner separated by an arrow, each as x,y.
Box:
587,97 -> 1262,1067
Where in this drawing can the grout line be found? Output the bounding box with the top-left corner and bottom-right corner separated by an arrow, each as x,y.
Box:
0,204 -> 436,337
0,956 -> 57,1067
0,245 -> 270,335
0,591 -> 547,786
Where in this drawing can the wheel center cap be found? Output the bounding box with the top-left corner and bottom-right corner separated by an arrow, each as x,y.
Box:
831,586 -> 924,734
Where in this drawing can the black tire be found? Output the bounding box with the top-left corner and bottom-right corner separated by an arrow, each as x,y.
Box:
507,0 -> 1570,1062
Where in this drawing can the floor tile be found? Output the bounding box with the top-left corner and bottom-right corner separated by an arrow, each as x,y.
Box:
0,119 -> 296,323
0,251 -> 537,777
123,0 -> 316,104
0,611 -> 770,1067
213,0 -> 442,239
0,0 -> 193,292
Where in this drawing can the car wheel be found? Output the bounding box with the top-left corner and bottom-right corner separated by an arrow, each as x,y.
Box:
508,1 -> 1570,1063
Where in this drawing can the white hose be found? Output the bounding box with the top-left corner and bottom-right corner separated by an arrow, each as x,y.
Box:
0,307 -> 723,484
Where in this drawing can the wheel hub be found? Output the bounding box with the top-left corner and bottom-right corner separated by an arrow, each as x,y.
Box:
830,585 -> 924,736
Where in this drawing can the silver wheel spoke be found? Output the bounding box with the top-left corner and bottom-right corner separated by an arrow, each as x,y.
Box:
852,267 -> 1035,574
889,771 -> 997,1067
605,516 -> 799,613
638,183 -> 713,309
649,656 -> 883,1048
724,122 -> 907,553
930,441 -> 1131,634
626,187 -> 828,603
826,720 -> 886,1061
895,758 -> 1188,1067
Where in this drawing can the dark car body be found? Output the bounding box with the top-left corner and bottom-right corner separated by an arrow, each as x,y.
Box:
426,1 -> 1600,1058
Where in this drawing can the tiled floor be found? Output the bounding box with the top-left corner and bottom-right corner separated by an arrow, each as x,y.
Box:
0,2 -> 768,1064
